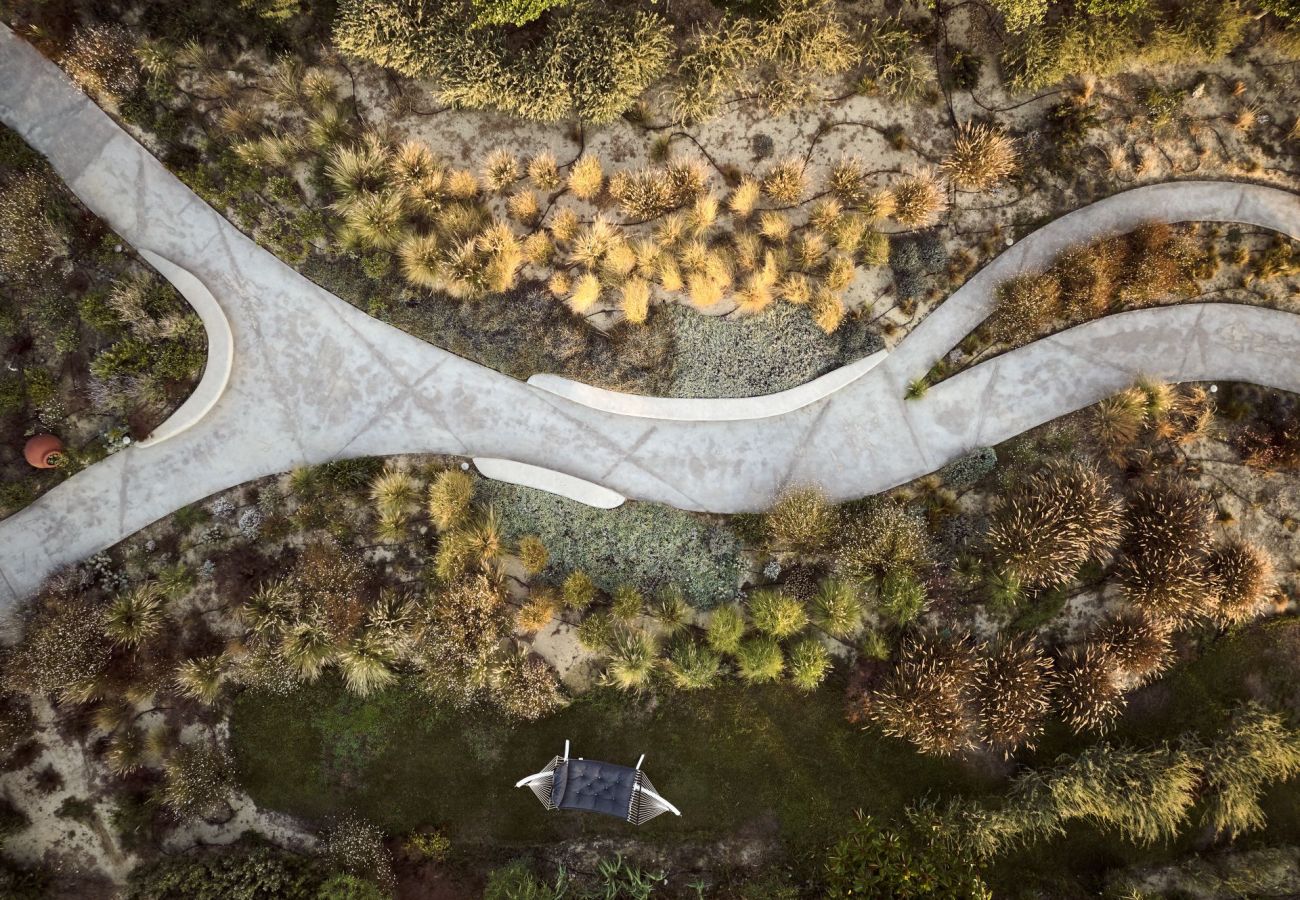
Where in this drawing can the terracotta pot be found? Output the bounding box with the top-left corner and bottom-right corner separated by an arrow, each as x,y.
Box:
24,434 -> 64,469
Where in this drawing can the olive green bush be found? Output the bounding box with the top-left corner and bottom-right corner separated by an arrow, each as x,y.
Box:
334,0 -> 672,123
1004,0 -> 1250,92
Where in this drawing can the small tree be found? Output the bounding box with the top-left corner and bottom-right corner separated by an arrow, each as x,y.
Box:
1116,478 -> 1214,626
867,633 -> 981,757
1055,642 -> 1124,735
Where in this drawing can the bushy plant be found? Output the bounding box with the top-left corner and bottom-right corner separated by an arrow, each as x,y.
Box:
866,632 -> 981,757
822,815 -> 991,899
603,628 -> 658,692
765,486 -> 838,553
3,591 -> 111,703
984,459 -> 1123,590
124,842 -> 327,899
941,123 -> 1019,191
1200,703 -> 1300,839
836,501 -> 933,585
748,588 -> 808,638
706,605 -> 746,654
735,637 -> 785,684
1115,479 -> 1213,626
160,744 -> 235,821
334,1 -> 672,124
977,639 -> 1054,757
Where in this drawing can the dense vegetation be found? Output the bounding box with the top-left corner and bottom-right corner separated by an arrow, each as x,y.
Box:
0,125 -> 204,517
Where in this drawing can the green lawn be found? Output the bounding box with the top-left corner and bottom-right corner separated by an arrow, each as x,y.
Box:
230,673 -> 994,853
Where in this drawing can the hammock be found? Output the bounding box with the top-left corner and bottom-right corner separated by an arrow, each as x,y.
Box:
515,741 -> 681,824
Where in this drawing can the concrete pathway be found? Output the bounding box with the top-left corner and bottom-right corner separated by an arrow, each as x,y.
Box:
1,26 -> 1299,609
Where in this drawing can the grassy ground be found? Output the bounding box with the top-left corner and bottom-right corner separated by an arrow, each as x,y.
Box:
230,672 -> 994,855
231,619 -> 1300,894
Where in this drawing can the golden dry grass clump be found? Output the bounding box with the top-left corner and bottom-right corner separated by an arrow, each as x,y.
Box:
941,122 -> 1020,191
984,459 -> 1124,590
765,486 -> 839,553
1115,478 -> 1214,626
890,169 -> 946,227
866,632 -> 982,757
978,638 -> 1055,757
761,158 -> 809,205
568,155 -> 605,201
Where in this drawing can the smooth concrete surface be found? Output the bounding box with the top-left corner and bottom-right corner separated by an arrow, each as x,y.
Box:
526,349 -> 889,421
472,458 -> 627,509
135,250 -> 234,447
1,24 -> 1299,611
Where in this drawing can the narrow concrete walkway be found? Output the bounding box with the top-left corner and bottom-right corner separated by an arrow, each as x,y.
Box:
1,26 -> 1298,610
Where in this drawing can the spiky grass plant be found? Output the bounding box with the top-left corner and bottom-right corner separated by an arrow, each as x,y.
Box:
104,583 -> 166,648
984,459 -> 1124,590
1207,540 -> 1275,624
735,636 -> 785,684
447,168 -> 480,199
280,622 -> 334,682
399,232 -> 441,290
828,155 -> 867,203
811,578 -> 864,639
516,590 -> 557,634
370,467 -> 419,519
706,605 -> 746,654
651,590 -> 691,636
518,536 -> 549,575
106,726 -> 146,776
747,588 -> 808,639
326,135 -> 390,207
611,584 -> 644,622
175,655 -> 228,705
727,178 -> 762,219
427,469 -> 474,531
568,156 -> 604,201
466,508 -> 503,566
978,639 -> 1054,757
342,190 -> 407,251
577,611 -> 615,652
527,152 -> 561,190
482,149 -> 520,193
604,628 -> 658,691
562,571 -> 597,611
1115,479 -> 1213,626
941,122 -> 1020,191
666,639 -> 722,690
568,273 -> 602,314
867,632 -> 981,756
1093,387 -> 1147,456
240,580 -> 295,641
337,631 -> 399,698
765,485 -> 838,553
788,638 -> 832,690
761,158 -> 809,205
1056,642 -> 1124,735
1094,612 -> 1172,682
890,170 -> 945,227
506,189 -> 540,225
620,277 -> 652,325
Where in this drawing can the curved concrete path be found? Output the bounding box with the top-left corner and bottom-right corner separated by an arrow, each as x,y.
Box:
1,25 -> 1299,610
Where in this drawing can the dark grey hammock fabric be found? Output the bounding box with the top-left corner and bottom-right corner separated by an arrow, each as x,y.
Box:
551,759 -> 637,818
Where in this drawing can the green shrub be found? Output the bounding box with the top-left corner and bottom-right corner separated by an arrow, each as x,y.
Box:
706,605 -> 746,654
484,860 -> 567,900
735,636 -> 784,683
470,0 -> 570,27
334,1 -> 671,124
748,589 -> 808,638
124,842 -> 324,899
822,816 -> 991,899
876,571 -> 926,625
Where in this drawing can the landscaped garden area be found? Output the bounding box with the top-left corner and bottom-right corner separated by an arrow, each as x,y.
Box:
2,0 -> 1300,897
